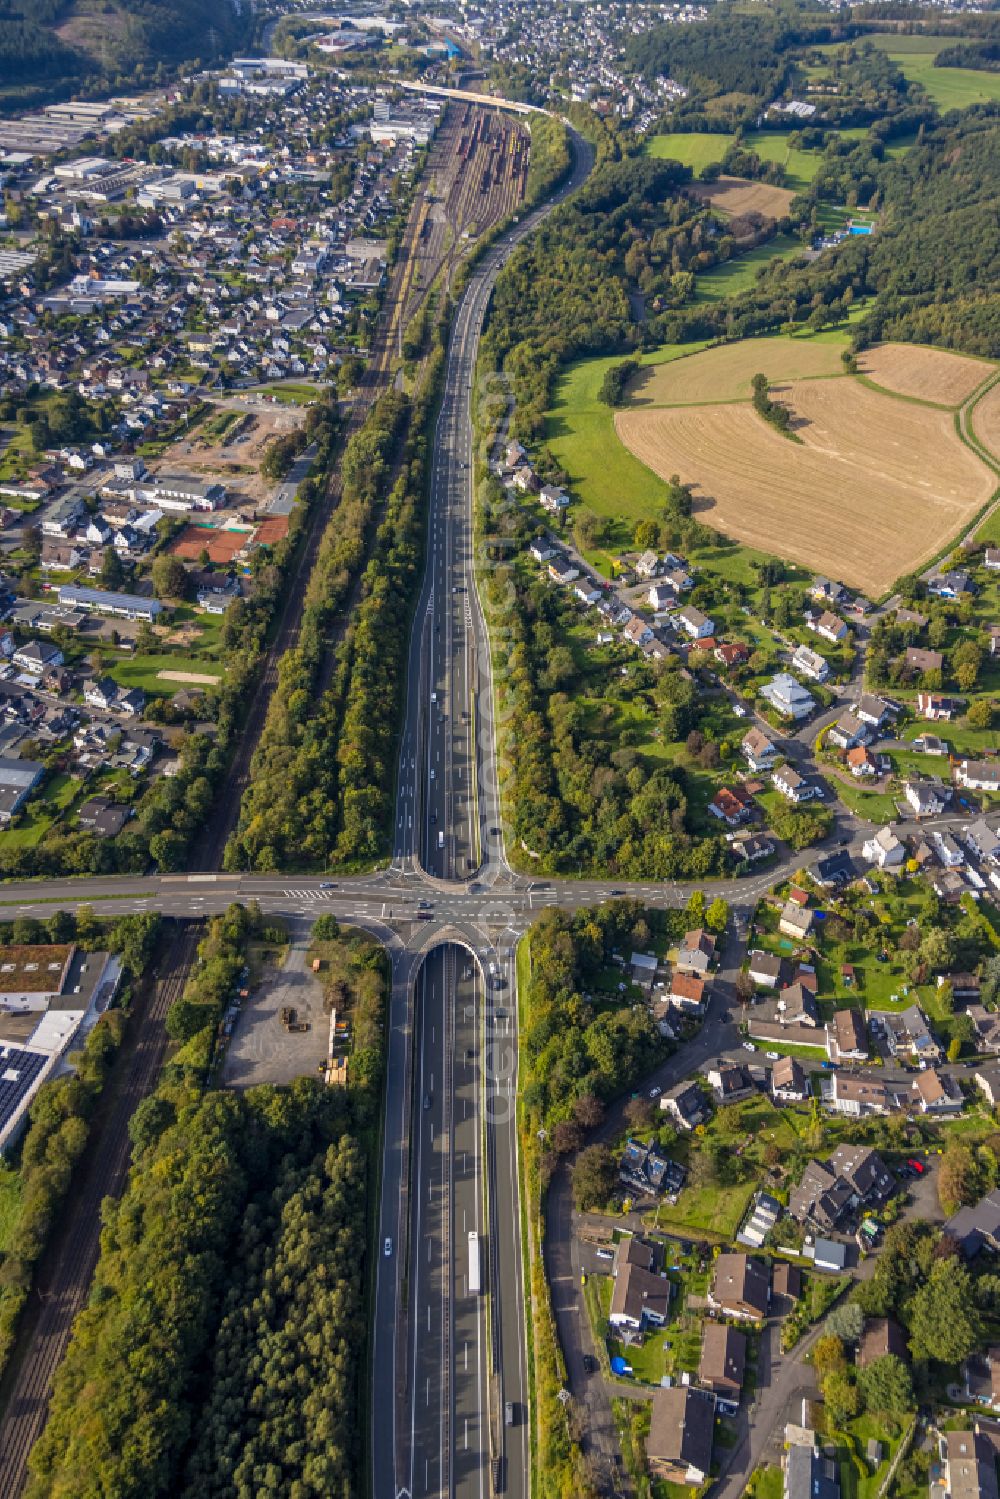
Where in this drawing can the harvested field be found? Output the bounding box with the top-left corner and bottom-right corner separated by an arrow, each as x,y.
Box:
615,377 -> 995,596
628,335 -> 846,408
689,174 -> 795,219
972,383 -> 1000,465
859,342 -> 994,407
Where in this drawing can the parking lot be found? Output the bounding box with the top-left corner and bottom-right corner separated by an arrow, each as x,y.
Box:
222,921 -> 327,1087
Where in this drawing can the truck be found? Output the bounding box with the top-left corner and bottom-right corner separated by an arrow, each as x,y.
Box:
438,831 -> 445,850
279,1007 -> 296,1028
468,1230 -> 481,1295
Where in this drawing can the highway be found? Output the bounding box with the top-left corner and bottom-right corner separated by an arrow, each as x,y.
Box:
372,121 -> 594,1499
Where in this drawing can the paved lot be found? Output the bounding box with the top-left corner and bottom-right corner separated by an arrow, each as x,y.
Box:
222,921 -> 327,1087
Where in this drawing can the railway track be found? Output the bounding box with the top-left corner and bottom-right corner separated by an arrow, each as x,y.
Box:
0,925 -> 199,1498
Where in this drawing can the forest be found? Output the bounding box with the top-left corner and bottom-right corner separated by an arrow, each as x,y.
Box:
0,0 -> 250,91
25,907 -> 385,1499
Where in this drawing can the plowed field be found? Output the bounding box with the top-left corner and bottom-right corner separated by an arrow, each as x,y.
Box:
859,343 -> 993,406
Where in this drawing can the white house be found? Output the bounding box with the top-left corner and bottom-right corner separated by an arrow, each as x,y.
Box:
742,727 -> 777,772
791,644 -> 829,683
957,761 -> 1000,794
676,605 -> 713,640
862,827 -> 905,868
772,766 -> 819,803
760,674 -> 814,720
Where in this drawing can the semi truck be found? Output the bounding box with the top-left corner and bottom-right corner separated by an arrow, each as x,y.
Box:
468,1230 -> 481,1295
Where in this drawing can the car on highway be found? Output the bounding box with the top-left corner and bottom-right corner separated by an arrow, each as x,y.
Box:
384,1238 -> 392,1257
319,881 -> 338,889
423,1094 -> 432,1110
609,888 -> 624,896
430,769 -> 435,780
418,899 -> 432,909
582,1354 -> 597,1374
649,1086 -> 661,1098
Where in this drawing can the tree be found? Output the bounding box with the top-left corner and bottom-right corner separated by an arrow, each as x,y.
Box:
825,1300 -> 864,1345
573,1094 -> 605,1130
813,1333 -> 847,1379
312,913 -> 340,941
100,547 -> 124,589
947,1036 -> 962,1063
938,1141 -> 977,1213
553,1119 -> 583,1154
968,697 -> 994,730
624,1096 -> 655,1132
907,1260 -> 981,1364
705,897 -> 728,934
572,1145 -> 617,1211
823,1369 -> 860,1427
151,555 -> 188,600
859,1352 -> 914,1416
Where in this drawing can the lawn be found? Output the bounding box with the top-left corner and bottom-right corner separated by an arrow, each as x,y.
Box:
747,1469 -> 783,1499
110,653 -> 224,696
864,33 -> 1000,110
0,773 -> 80,850
646,132 -> 732,173
694,234 -> 804,302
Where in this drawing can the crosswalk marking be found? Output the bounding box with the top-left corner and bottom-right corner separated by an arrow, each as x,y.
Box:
281,889 -> 335,900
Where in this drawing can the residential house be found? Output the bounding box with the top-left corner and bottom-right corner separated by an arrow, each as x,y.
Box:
913,1067 -> 963,1114
529,540 -> 556,564
827,712 -> 868,751
608,1236 -> 671,1331
748,950 -> 783,989
0,757 -> 44,822
905,779 -> 948,816
974,1063 -> 1000,1107
669,973 -> 706,1014
963,1351 -> 1000,1413
969,1010 -> 1000,1056
547,558 -> 579,586
539,484 -> 569,514
784,1440 -> 840,1499
934,829 -> 966,867
846,746 -> 877,778
855,694 -> 889,730
830,1143 -> 895,1205
827,1008 -> 868,1062
858,1317 -> 907,1368
939,1429 -> 1000,1499
659,1079 -> 710,1131
812,851 -> 856,888
789,1158 -> 853,1231
761,673 -> 815,720
676,929 -> 716,976
708,1252 -> 770,1321
905,646 -> 944,676
77,796 -> 132,837
742,727 -> 777,773
949,1191 -> 1000,1257
881,1004 -> 941,1065
699,1322 -> 746,1400
729,832 -> 774,865
773,766 -> 820,803
709,786 -> 751,826
774,982 -> 820,1027
916,692 -> 963,721
623,617 -> 654,649
714,641 -> 749,669
706,1063 -> 754,1103
811,577 -> 845,607
810,609 -> 847,643
12,640 -> 63,675
771,1055 -> 807,1102
929,569 -> 972,599
779,902 -> 815,941
646,1386 -> 715,1487
986,549 -> 1000,571
813,1238 -> 849,1273
791,644 -> 829,683
825,1071 -> 899,1118
861,826 -> 905,868
958,761 -> 1000,794
968,821 -> 1000,865
630,951 -> 659,989
635,550 -> 660,579
648,584 -> 675,612
676,605 -> 713,640
84,677 -> 119,711
772,1262 -> 802,1302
